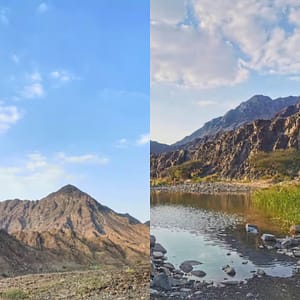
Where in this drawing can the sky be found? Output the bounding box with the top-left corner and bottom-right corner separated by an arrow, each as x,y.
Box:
0,1 -> 150,222
151,0 -> 300,144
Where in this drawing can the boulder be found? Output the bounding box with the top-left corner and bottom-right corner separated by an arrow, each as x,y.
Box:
245,224 -> 259,234
261,233 -> 276,242
153,243 -> 167,254
150,235 -> 156,248
181,260 -> 202,266
191,270 -> 206,277
281,238 -> 299,248
180,262 -> 193,273
257,269 -> 266,276
152,251 -> 164,259
152,273 -> 172,291
293,250 -> 300,257
222,265 -> 236,276
163,262 -> 175,271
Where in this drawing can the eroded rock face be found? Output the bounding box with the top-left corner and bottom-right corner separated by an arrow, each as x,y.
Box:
0,185 -> 149,266
151,103 -> 300,180
173,95 -> 300,148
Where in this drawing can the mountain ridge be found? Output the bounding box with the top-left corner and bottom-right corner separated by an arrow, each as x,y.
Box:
0,185 -> 149,270
151,101 -> 300,180
151,95 -> 300,153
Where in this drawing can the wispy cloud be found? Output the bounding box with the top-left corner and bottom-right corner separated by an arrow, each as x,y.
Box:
37,3 -> 48,13
21,83 -> 44,99
196,100 -> 216,107
0,8 -> 9,25
26,153 -> 47,171
0,150 -> 110,200
29,71 -> 42,82
57,152 -> 110,165
0,105 -> 21,134
0,152 -> 72,200
11,54 -> 19,64
50,70 -> 79,83
136,133 -> 150,145
20,71 -> 44,99
115,138 -> 128,148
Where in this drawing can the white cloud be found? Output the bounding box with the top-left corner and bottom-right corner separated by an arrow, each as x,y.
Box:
20,71 -> 44,99
26,153 -> 47,171
136,133 -> 150,145
196,100 -> 216,107
0,151 -> 109,200
151,18 -> 248,88
151,0 -> 300,88
0,105 -> 21,134
0,154 -> 71,200
29,71 -> 42,82
57,152 -> 109,165
21,82 -> 44,99
37,3 -> 48,13
0,8 -> 9,25
11,54 -> 19,64
151,0 -> 187,25
115,138 -> 128,148
50,70 -> 78,83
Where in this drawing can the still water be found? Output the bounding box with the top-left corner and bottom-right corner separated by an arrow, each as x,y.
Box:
151,192 -> 296,282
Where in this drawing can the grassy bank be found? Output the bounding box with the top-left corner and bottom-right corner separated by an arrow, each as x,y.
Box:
253,183 -> 300,227
250,149 -> 300,181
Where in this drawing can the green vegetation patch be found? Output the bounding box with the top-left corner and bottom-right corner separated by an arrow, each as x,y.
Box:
253,184 -> 300,227
250,149 -> 300,181
168,160 -> 204,180
0,289 -> 29,300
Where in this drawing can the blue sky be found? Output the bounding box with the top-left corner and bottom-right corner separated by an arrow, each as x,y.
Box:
151,0 -> 300,144
0,1 -> 149,221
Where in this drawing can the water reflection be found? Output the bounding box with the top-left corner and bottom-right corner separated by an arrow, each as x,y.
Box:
151,191 -> 295,282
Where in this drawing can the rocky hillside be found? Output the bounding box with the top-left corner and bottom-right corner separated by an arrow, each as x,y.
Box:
150,141 -> 173,154
151,95 -> 300,154
0,230 -> 62,277
151,103 -> 300,180
0,185 -> 149,268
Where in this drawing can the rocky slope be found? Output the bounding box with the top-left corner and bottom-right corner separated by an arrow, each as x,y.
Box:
151,103 -> 300,180
0,185 -> 149,269
0,230 -> 63,277
151,95 -> 300,154
150,141 -> 173,155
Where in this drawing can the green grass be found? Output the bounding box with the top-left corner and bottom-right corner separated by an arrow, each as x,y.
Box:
0,289 -> 28,300
168,160 -> 204,180
250,149 -> 300,181
253,184 -> 300,228
125,267 -> 135,273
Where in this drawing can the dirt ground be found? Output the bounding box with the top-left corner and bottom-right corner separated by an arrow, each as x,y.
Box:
0,264 -> 149,300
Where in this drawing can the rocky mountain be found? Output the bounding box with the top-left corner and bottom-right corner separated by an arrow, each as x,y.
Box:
150,141 -> 173,154
151,103 -> 300,180
0,230 -> 56,277
0,185 -> 149,269
151,95 -> 300,154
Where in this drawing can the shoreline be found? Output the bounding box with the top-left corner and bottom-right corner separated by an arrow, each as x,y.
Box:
150,233 -> 300,300
151,182 -> 253,194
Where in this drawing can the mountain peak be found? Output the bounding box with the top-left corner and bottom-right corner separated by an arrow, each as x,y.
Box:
56,184 -> 84,195
168,95 -> 300,149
